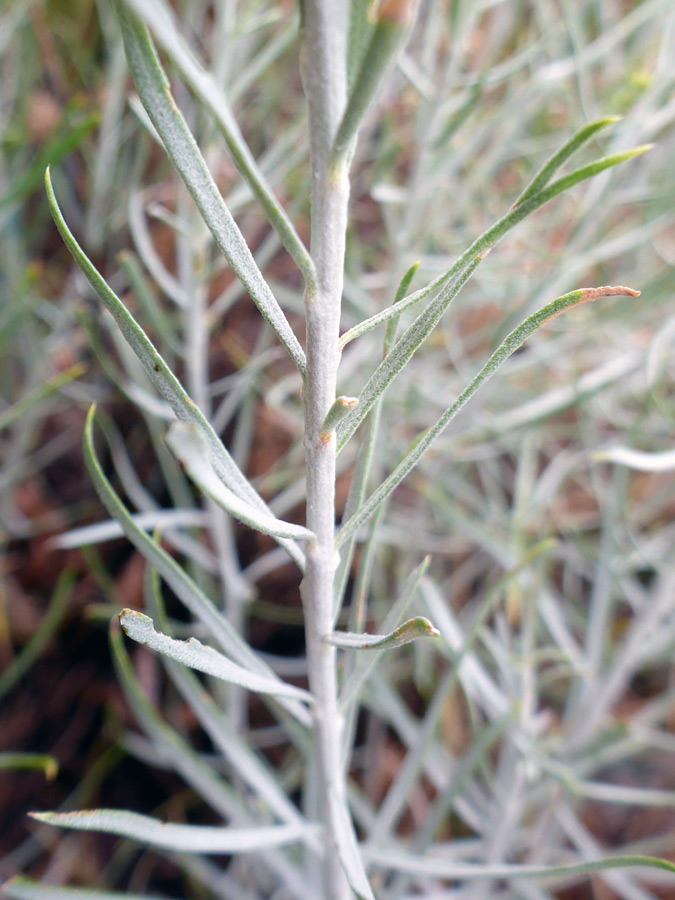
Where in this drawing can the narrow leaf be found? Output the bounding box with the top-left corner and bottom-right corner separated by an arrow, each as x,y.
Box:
0,114 -> 98,210
145,563 -> 312,790
336,287 -> 640,547
336,144 -> 650,451
0,570 -> 75,702
339,260 -> 421,350
30,809 -> 316,854
121,0 -> 315,286
82,406 -> 312,727
347,0 -> 375,91
166,422 -> 314,542
333,264 -> 419,618
514,115 -> 620,207
52,509 -> 209,550
108,617 -> 314,898
535,144 -> 652,205
1,878 -> 158,900
340,557 -> 430,710
0,754 -> 58,780
337,257 -> 480,451
321,396 -> 359,435
46,173 -> 303,569
111,616 -> 264,816
338,120 -> 627,348
328,789 -> 375,900
333,1 -> 419,164
593,446 -> 675,472
120,608 -> 313,704
324,616 -> 439,650
0,364 -> 85,432
114,2 -> 306,373
362,848 -> 675,882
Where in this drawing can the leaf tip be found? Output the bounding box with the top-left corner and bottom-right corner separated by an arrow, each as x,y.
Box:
376,0 -> 417,25
579,285 -> 640,301
28,811 -> 52,824
338,395 -> 359,409
627,143 -> 654,158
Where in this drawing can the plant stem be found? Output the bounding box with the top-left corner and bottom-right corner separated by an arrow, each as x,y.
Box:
299,3 -> 352,897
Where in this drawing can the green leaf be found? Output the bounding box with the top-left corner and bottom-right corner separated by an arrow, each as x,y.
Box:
336,256 -> 481,451
0,570 -> 75,702
145,565 -> 313,822
324,616 -> 440,650
120,0 -> 315,287
362,849 -> 675,882
82,406 -> 312,728
347,0 -> 375,91
109,616 -> 263,818
166,421 -> 315,542
333,0 -> 419,164
30,809 -> 317,854
321,396 -> 359,435
336,286 -> 640,547
0,754 -> 58,780
120,608 -> 313,704
0,113 -> 98,210
340,258 -> 422,350
1,878 -> 158,900
336,140 -> 650,452
333,263 -> 419,619
514,115 -> 621,207
114,1 -> 306,373
340,557 -> 430,710
0,364 -> 86,433
45,173 -> 304,569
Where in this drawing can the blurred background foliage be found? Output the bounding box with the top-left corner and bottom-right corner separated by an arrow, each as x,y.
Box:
1,0 -> 674,897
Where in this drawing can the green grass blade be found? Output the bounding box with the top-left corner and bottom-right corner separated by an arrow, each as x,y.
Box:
114,2 -> 306,373
0,113 -> 98,210
336,144 -> 650,451
121,0 -> 315,287
45,172 -> 304,569
0,364 -> 85,433
0,570 -> 75,701
30,809 -> 316,854
336,286 -> 640,547
119,608 -> 313,704
0,753 -> 58,780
